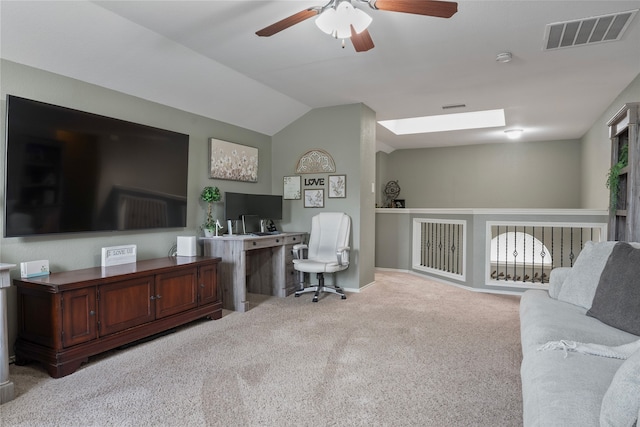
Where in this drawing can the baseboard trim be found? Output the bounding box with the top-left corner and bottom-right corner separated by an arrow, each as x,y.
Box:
375,267 -> 523,296
343,279 -> 376,293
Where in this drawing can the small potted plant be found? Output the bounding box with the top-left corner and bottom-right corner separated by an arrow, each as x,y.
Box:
201,186 -> 221,236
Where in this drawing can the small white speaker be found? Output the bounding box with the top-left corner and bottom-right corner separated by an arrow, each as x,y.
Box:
176,236 -> 197,256
20,260 -> 50,278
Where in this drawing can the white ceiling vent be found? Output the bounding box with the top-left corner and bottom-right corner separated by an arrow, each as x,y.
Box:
544,9 -> 638,50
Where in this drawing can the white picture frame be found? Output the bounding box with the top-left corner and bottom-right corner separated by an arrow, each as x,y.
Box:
328,175 -> 346,198
304,189 -> 324,208
283,176 -> 301,200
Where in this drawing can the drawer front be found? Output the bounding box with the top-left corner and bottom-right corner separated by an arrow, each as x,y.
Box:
285,234 -> 304,245
243,236 -> 284,250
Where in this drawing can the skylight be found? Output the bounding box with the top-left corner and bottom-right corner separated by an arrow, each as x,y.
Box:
378,109 -> 506,135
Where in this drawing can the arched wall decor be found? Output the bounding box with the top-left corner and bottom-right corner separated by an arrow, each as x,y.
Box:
296,149 -> 336,174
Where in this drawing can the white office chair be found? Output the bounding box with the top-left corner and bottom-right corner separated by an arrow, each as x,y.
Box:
293,212 -> 351,302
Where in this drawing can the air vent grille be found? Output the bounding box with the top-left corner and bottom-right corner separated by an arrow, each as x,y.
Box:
544,9 -> 638,50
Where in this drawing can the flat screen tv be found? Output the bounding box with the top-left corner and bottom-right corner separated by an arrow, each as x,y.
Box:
224,192 -> 283,221
4,95 -> 190,237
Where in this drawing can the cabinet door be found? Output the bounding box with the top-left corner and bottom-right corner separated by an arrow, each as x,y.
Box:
198,263 -> 219,306
155,268 -> 198,318
62,287 -> 97,347
99,276 -> 155,336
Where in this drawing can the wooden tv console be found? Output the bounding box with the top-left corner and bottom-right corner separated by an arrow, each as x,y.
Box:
13,256 -> 222,378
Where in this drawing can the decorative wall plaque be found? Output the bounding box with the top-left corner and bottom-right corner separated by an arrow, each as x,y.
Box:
296,149 -> 336,174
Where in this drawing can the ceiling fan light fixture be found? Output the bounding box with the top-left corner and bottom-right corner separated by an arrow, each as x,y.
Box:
316,1 -> 372,39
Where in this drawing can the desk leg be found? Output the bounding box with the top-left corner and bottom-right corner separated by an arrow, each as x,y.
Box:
272,245 -> 286,297
235,250 -> 249,312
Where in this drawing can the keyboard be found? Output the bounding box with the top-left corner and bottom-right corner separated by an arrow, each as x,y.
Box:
248,231 -> 281,236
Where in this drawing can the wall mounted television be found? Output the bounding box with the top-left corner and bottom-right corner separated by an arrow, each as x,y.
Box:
224,192 -> 283,221
4,95 -> 190,237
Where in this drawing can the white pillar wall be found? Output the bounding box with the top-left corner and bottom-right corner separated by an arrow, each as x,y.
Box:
0,264 -> 16,404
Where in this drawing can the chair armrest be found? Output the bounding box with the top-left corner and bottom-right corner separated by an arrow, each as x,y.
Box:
292,244 -> 308,260
337,246 -> 350,266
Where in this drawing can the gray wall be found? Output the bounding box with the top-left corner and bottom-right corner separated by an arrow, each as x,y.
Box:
378,139 -> 582,208
376,71 -> 640,210
0,60 -> 272,355
271,104 -> 376,290
581,72 -> 640,209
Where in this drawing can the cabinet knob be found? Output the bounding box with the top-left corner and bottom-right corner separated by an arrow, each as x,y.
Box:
253,242 -> 257,246
200,284 -> 205,288
89,310 -> 95,316
150,295 -> 155,300
276,239 -> 280,243
156,295 -> 162,299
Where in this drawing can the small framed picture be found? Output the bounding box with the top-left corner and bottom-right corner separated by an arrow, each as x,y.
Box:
394,199 -> 405,208
283,176 -> 301,200
304,189 -> 324,208
328,175 -> 346,198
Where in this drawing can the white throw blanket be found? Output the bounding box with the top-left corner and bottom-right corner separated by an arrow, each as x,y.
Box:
538,339 -> 640,360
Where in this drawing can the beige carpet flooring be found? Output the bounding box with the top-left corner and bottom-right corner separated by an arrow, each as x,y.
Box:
2,271 -> 523,426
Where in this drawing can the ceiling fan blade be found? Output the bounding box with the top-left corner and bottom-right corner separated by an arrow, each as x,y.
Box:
351,27 -> 375,52
256,8 -> 320,37
373,0 -> 457,18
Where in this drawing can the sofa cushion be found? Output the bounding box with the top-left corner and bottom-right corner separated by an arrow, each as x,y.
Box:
521,348 -> 624,427
557,241 -> 618,309
600,347 -> 640,426
587,242 -> 640,336
520,290 -> 640,353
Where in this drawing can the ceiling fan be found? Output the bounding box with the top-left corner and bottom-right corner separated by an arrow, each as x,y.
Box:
256,0 -> 458,52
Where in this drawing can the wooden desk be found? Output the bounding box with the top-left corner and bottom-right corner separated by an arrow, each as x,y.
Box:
201,232 -> 306,312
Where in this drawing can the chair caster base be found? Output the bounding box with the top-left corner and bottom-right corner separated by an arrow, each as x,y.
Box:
312,297 -> 318,302
341,295 -> 346,299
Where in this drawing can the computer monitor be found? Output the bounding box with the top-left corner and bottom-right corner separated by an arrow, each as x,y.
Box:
224,192 -> 283,221
241,215 -> 261,234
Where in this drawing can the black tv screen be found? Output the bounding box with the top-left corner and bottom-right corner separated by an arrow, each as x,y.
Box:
224,192 -> 283,221
4,95 -> 190,237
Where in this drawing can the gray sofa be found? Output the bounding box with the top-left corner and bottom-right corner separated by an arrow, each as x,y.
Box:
519,240 -> 640,427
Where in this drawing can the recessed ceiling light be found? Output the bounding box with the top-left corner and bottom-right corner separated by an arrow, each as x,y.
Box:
505,129 -> 524,139
378,109 -> 506,135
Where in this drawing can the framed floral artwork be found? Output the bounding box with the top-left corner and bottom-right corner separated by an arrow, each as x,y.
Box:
209,138 -> 258,182
283,176 -> 301,200
304,189 -> 324,208
328,175 -> 346,198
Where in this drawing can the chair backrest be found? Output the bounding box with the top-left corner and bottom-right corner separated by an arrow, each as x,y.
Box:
307,212 -> 350,262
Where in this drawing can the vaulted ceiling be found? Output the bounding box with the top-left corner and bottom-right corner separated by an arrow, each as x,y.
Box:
2,1 -> 639,152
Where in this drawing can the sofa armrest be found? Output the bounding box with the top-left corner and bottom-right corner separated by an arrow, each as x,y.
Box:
548,267 -> 572,299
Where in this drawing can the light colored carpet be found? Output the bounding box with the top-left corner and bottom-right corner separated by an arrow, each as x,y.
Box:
2,271 -> 523,426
